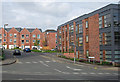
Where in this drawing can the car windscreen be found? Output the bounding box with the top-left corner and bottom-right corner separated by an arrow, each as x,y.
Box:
15,50 -> 20,53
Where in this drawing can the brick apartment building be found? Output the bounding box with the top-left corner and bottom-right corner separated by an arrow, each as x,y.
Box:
57,4 -> 120,63
0,27 -> 57,50
44,30 -> 57,49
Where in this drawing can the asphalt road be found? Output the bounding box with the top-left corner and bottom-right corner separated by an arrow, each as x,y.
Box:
1,50 -> 119,80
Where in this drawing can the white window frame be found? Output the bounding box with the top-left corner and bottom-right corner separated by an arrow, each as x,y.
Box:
33,34 -> 36,38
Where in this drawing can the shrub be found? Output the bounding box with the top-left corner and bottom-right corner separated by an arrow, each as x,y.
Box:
79,59 -> 85,62
101,61 -> 112,65
31,50 -> 42,52
95,60 -> 100,63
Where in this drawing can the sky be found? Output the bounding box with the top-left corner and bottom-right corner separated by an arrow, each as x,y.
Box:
1,0 -> 119,32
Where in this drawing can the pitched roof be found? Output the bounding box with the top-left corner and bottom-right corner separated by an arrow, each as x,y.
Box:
39,29 -> 42,32
5,28 -> 12,32
27,28 -> 35,33
45,29 -> 57,33
15,28 -> 23,32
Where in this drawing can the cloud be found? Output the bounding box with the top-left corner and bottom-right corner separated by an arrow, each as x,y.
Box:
34,2 -> 72,17
2,1 -> 117,31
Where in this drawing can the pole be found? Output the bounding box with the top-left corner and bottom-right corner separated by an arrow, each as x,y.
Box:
74,45 -> 75,64
3,24 -> 5,49
3,24 -> 8,49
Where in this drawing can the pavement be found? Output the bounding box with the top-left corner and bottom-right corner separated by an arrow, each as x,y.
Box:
2,49 -> 119,81
42,53 -> 119,71
0,49 -> 17,66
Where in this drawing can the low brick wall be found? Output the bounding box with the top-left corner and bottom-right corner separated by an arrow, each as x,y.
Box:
63,53 -> 74,58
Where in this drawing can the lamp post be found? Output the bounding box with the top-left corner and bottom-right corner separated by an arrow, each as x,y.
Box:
3,24 -> 8,49
73,44 -> 75,64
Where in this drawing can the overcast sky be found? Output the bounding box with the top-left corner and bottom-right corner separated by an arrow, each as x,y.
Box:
1,0 -> 119,31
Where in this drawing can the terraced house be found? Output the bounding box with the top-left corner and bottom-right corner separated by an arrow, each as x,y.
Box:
57,4 -> 120,64
0,27 -> 57,50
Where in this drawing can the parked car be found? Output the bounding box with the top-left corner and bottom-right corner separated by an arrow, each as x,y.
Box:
23,48 -> 31,52
13,49 -> 21,55
32,47 -> 37,50
51,49 -> 55,51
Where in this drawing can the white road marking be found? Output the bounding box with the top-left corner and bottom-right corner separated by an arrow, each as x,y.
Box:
113,73 -> 118,75
98,73 -> 103,74
39,61 -> 43,62
62,72 -> 70,74
32,61 -> 38,63
54,69 -> 62,73
52,60 -> 56,62
18,78 -> 23,80
73,72 -> 79,74
17,62 -> 23,64
89,73 -> 95,74
73,69 -> 81,71
66,66 -> 81,71
25,62 -> 31,64
45,61 -> 51,63
39,61 -> 49,67
81,72 -> 87,74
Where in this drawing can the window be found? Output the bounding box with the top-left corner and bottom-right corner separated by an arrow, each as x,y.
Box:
99,33 -> 102,45
104,14 -> 111,28
10,39 -> 12,42
4,34 -> 6,37
114,32 -> 120,45
0,39 -> 1,43
115,51 -> 120,54
33,34 -> 36,37
4,39 -> 6,42
70,25 -> 74,32
14,39 -> 16,43
10,34 -> 12,37
86,50 -> 89,57
59,30 -> 61,34
0,34 -> 2,38
21,40 -> 24,44
104,32 -> 111,45
79,37 -> 83,46
86,35 -> 88,42
105,51 -> 112,54
37,34 -> 40,39
38,40 -> 40,44
33,40 -> 35,43
21,35 -> 24,38
14,34 -> 17,38
105,51 -> 112,59
76,25 -> 78,33
99,17 -> 102,28
26,34 -> 29,37
55,34 -> 57,38
113,13 -> 119,27
79,23 -> 83,33
26,40 -> 29,43
86,21 -> 88,28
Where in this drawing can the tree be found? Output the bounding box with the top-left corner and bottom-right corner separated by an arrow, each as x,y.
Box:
34,39 -> 39,46
42,39 -> 47,46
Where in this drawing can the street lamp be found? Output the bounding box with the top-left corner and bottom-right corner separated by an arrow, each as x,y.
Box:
73,44 -> 76,64
3,24 -> 8,49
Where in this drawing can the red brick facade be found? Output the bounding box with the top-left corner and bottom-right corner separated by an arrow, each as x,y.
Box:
0,27 -> 56,50
44,30 -> 57,50
57,14 -> 101,61
8,27 -> 20,49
